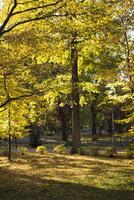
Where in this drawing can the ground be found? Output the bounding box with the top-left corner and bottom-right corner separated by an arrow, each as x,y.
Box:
0,152 -> 134,200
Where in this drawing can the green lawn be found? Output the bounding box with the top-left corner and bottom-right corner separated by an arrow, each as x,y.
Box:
0,152 -> 134,200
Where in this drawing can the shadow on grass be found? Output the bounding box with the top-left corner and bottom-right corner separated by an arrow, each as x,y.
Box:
13,153 -> 133,181
10,153 -> 134,188
0,164 -> 133,200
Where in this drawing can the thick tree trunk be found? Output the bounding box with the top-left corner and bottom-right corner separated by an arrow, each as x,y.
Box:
70,32 -> 81,153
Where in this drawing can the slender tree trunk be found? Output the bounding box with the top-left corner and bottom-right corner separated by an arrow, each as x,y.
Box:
14,137 -> 18,148
111,109 -> 115,134
91,93 -> 98,140
70,32 -> 81,153
58,101 -> 68,141
8,108 -> 11,161
91,101 -> 97,136
121,17 -> 133,93
61,119 -> 68,141
107,111 -> 113,135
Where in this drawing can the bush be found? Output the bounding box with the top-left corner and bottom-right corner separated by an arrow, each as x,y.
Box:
105,147 -> 114,157
1,147 -> 8,156
36,145 -> 46,154
129,144 -> 134,150
77,147 -> 85,155
126,144 -> 134,158
53,145 -> 67,154
89,146 -> 99,156
126,150 -> 134,158
18,146 -> 28,155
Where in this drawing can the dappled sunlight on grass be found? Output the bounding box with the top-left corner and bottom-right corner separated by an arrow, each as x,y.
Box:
0,152 -> 134,200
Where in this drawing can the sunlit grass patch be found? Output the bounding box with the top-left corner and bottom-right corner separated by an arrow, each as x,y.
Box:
0,152 -> 134,200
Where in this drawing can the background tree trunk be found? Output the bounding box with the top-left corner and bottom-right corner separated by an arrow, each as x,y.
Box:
8,108 -> 11,161
91,101 -> 97,136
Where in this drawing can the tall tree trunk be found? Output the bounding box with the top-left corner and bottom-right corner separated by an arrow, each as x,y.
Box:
107,110 -> 114,135
121,17 -> 133,93
8,107 -> 11,161
111,109 -> 115,133
61,119 -> 68,141
91,101 -> 97,136
14,137 -> 18,148
91,93 -> 98,140
58,100 -> 67,141
58,102 -> 71,142
70,32 -> 81,153
58,105 -> 68,141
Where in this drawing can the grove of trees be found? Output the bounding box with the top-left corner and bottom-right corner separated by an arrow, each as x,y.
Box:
0,0 -> 133,158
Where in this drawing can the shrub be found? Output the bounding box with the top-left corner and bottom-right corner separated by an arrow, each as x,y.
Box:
18,146 -> 28,155
53,145 -> 67,154
36,145 -> 46,154
77,147 -> 85,155
1,147 -> 8,156
92,136 -> 97,141
129,144 -> 134,150
126,150 -> 134,158
105,147 -> 114,157
89,146 -> 99,156
126,144 -> 134,158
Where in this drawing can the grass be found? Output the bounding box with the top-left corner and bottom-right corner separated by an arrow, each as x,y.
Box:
0,152 -> 134,200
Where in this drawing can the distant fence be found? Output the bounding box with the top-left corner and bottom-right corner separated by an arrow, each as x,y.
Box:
83,135 -> 134,148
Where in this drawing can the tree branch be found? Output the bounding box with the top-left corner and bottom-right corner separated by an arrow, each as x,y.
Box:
0,90 -> 46,108
12,0 -> 63,16
0,108 -> 7,112
0,0 -> 17,35
0,1 -> 66,36
18,0 -> 38,5
0,0 -> 65,37
1,13 -> 88,36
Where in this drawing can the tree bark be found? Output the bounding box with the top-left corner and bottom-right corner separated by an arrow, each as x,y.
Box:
107,110 -> 114,135
8,108 -> 11,161
58,104 -> 68,141
121,17 -> 133,93
70,32 -> 81,153
91,101 -> 97,136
